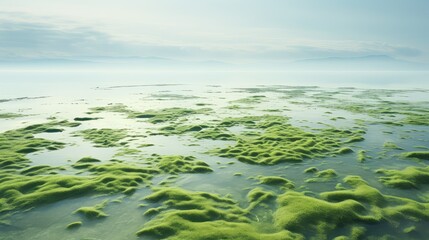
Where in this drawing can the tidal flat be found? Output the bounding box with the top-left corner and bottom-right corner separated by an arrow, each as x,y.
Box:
1,82 -> 429,240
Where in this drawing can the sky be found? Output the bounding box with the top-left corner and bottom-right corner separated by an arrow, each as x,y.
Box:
0,0 -> 428,65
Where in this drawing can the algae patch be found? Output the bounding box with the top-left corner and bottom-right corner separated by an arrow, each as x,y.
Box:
0,120 -> 79,169
211,115 -> 363,165
73,128 -> 128,147
136,187 -> 298,240
150,155 -> 213,174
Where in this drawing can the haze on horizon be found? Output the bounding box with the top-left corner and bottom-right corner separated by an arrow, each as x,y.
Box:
0,0 -> 428,71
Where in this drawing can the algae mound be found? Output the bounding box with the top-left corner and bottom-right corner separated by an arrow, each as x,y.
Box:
211,115 -> 362,165
0,162 -> 159,213
136,187 -> 299,240
151,155 -> 213,174
376,166 -> 429,189
0,121 -> 79,169
73,128 -> 128,147
89,104 -> 212,124
402,151 -> 429,160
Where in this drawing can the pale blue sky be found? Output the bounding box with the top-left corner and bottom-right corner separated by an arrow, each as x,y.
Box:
0,0 -> 428,64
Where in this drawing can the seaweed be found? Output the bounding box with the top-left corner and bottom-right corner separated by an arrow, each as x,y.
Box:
73,128 -> 128,147
150,155 -> 213,174
211,115 -> 362,165
0,121 -> 79,169
136,187 -> 298,239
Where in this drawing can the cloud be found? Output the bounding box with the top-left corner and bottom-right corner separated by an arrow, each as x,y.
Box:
0,20 -> 129,59
0,12 -> 424,64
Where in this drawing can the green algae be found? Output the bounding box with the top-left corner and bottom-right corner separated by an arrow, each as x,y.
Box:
376,166 -> 429,189
90,104 -> 212,124
230,95 -> 266,104
383,141 -> 403,150
135,175 -> 429,239
402,151 -> 429,160
357,150 -> 367,162
88,104 -> 133,115
151,155 -> 213,174
73,128 -> 128,147
20,165 -> 58,176
322,97 -> 429,127
134,107 -> 212,124
275,191 -> 370,236
0,113 -> 25,119
275,175 -> 429,238
256,176 -> 295,189
137,187 -> 298,240
0,121 -> 79,169
72,157 -> 101,169
155,123 -> 236,141
211,115 -> 362,165
304,167 -> 318,173
150,93 -> 199,100
306,169 -> 338,183
0,162 -> 159,213
66,221 -> 82,229
403,113 -> 429,126
403,226 -> 416,234
246,187 -> 276,212
74,201 -> 108,219
73,117 -> 100,121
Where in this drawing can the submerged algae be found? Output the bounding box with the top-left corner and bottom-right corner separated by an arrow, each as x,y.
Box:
135,107 -> 212,124
0,121 -> 80,169
0,113 -> 25,119
74,200 -> 108,219
89,104 -> 211,124
66,221 -> 82,229
402,151 -> 429,160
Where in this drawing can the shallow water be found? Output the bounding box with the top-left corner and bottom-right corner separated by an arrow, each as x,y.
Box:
1,70 -> 429,239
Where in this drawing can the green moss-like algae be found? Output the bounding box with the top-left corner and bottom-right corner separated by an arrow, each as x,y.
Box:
383,142 -> 403,150
376,166 -> 429,189
275,191 -> 369,235
0,113 -> 25,119
73,117 -> 100,121
0,120 -> 80,169
276,176 -> 429,239
135,107 -> 212,124
257,176 -> 295,189
89,104 -> 211,124
156,124 -> 236,141
66,221 -> 82,229
136,187 -> 299,240
150,155 -> 213,174
357,150 -> 367,162
211,115 -> 362,165
136,176 -> 429,239
402,151 -> 429,160
229,95 -> 266,105
74,201 -> 108,219
0,162 -> 158,213
306,169 -> 338,183
73,128 -> 128,147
